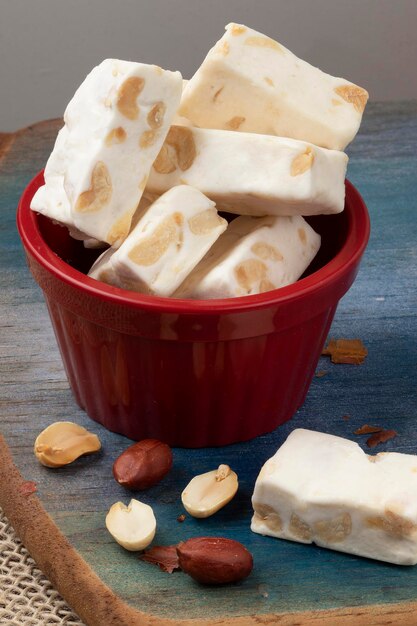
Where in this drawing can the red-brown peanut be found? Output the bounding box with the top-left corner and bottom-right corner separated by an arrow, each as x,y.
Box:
113,439 -> 172,490
176,537 -> 253,584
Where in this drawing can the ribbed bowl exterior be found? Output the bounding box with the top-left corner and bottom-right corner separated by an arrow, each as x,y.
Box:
17,173 -> 370,447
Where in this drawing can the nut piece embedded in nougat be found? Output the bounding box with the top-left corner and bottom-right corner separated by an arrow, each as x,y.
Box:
251,429 -> 417,565
31,59 -> 182,247
147,126 -> 348,217
179,23 -> 368,150
91,185 -> 227,297
34,422 -> 101,467
88,195 -> 153,287
174,214 -> 320,299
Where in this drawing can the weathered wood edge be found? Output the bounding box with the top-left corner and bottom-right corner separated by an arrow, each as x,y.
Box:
0,132 -> 17,163
0,119 -> 63,163
1,433 -> 416,626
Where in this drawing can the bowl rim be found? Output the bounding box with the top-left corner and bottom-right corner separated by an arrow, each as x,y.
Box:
17,172 -> 370,315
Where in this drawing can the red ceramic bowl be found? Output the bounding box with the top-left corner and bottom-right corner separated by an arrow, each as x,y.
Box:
17,172 -> 370,447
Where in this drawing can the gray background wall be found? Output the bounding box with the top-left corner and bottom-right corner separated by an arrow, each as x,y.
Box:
1,0 -> 416,131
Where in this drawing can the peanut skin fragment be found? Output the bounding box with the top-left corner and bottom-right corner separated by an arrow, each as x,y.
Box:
322,338 -> 368,365
366,429 -> 397,448
140,545 -> 180,573
212,86 -> 224,102
354,424 -> 383,435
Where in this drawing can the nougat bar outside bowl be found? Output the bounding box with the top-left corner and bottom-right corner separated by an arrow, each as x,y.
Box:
17,172 -> 370,447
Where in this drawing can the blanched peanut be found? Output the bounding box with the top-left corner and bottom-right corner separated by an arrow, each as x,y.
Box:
34,422 -> 101,468
181,464 -> 238,518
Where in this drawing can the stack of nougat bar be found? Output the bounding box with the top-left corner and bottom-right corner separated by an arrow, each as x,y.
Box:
31,23 -> 368,299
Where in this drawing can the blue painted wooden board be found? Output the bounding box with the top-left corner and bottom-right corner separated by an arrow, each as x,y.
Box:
0,103 -> 416,623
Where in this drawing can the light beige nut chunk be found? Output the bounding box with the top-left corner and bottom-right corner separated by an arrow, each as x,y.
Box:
334,85 -> 368,113
289,513 -> 312,541
105,499 -> 156,551
116,76 -> 145,120
34,422 -> 101,468
75,162 -> 112,214
153,126 -> 196,174
181,464 -> 238,518
290,147 -> 315,177
253,503 -> 282,533
366,510 -> 417,538
314,513 -> 352,543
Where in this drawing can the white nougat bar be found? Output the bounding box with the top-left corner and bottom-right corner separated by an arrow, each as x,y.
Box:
89,185 -> 227,297
175,215 -> 320,299
251,429 -> 417,566
31,59 -> 182,247
147,126 -> 348,217
179,23 -> 368,151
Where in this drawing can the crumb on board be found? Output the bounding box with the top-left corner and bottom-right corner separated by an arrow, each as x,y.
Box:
19,481 -> 37,497
354,424 -> 383,435
366,429 -> 397,449
322,338 -> 368,364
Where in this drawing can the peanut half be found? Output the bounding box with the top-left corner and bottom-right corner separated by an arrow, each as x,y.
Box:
181,464 -> 238,518
34,422 -> 101,468
105,499 -> 156,551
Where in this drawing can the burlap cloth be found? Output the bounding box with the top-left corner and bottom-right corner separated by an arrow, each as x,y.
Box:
0,508 -> 84,625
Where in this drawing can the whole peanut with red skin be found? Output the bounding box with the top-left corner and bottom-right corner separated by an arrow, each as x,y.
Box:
176,537 -> 253,584
113,439 -> 172,490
